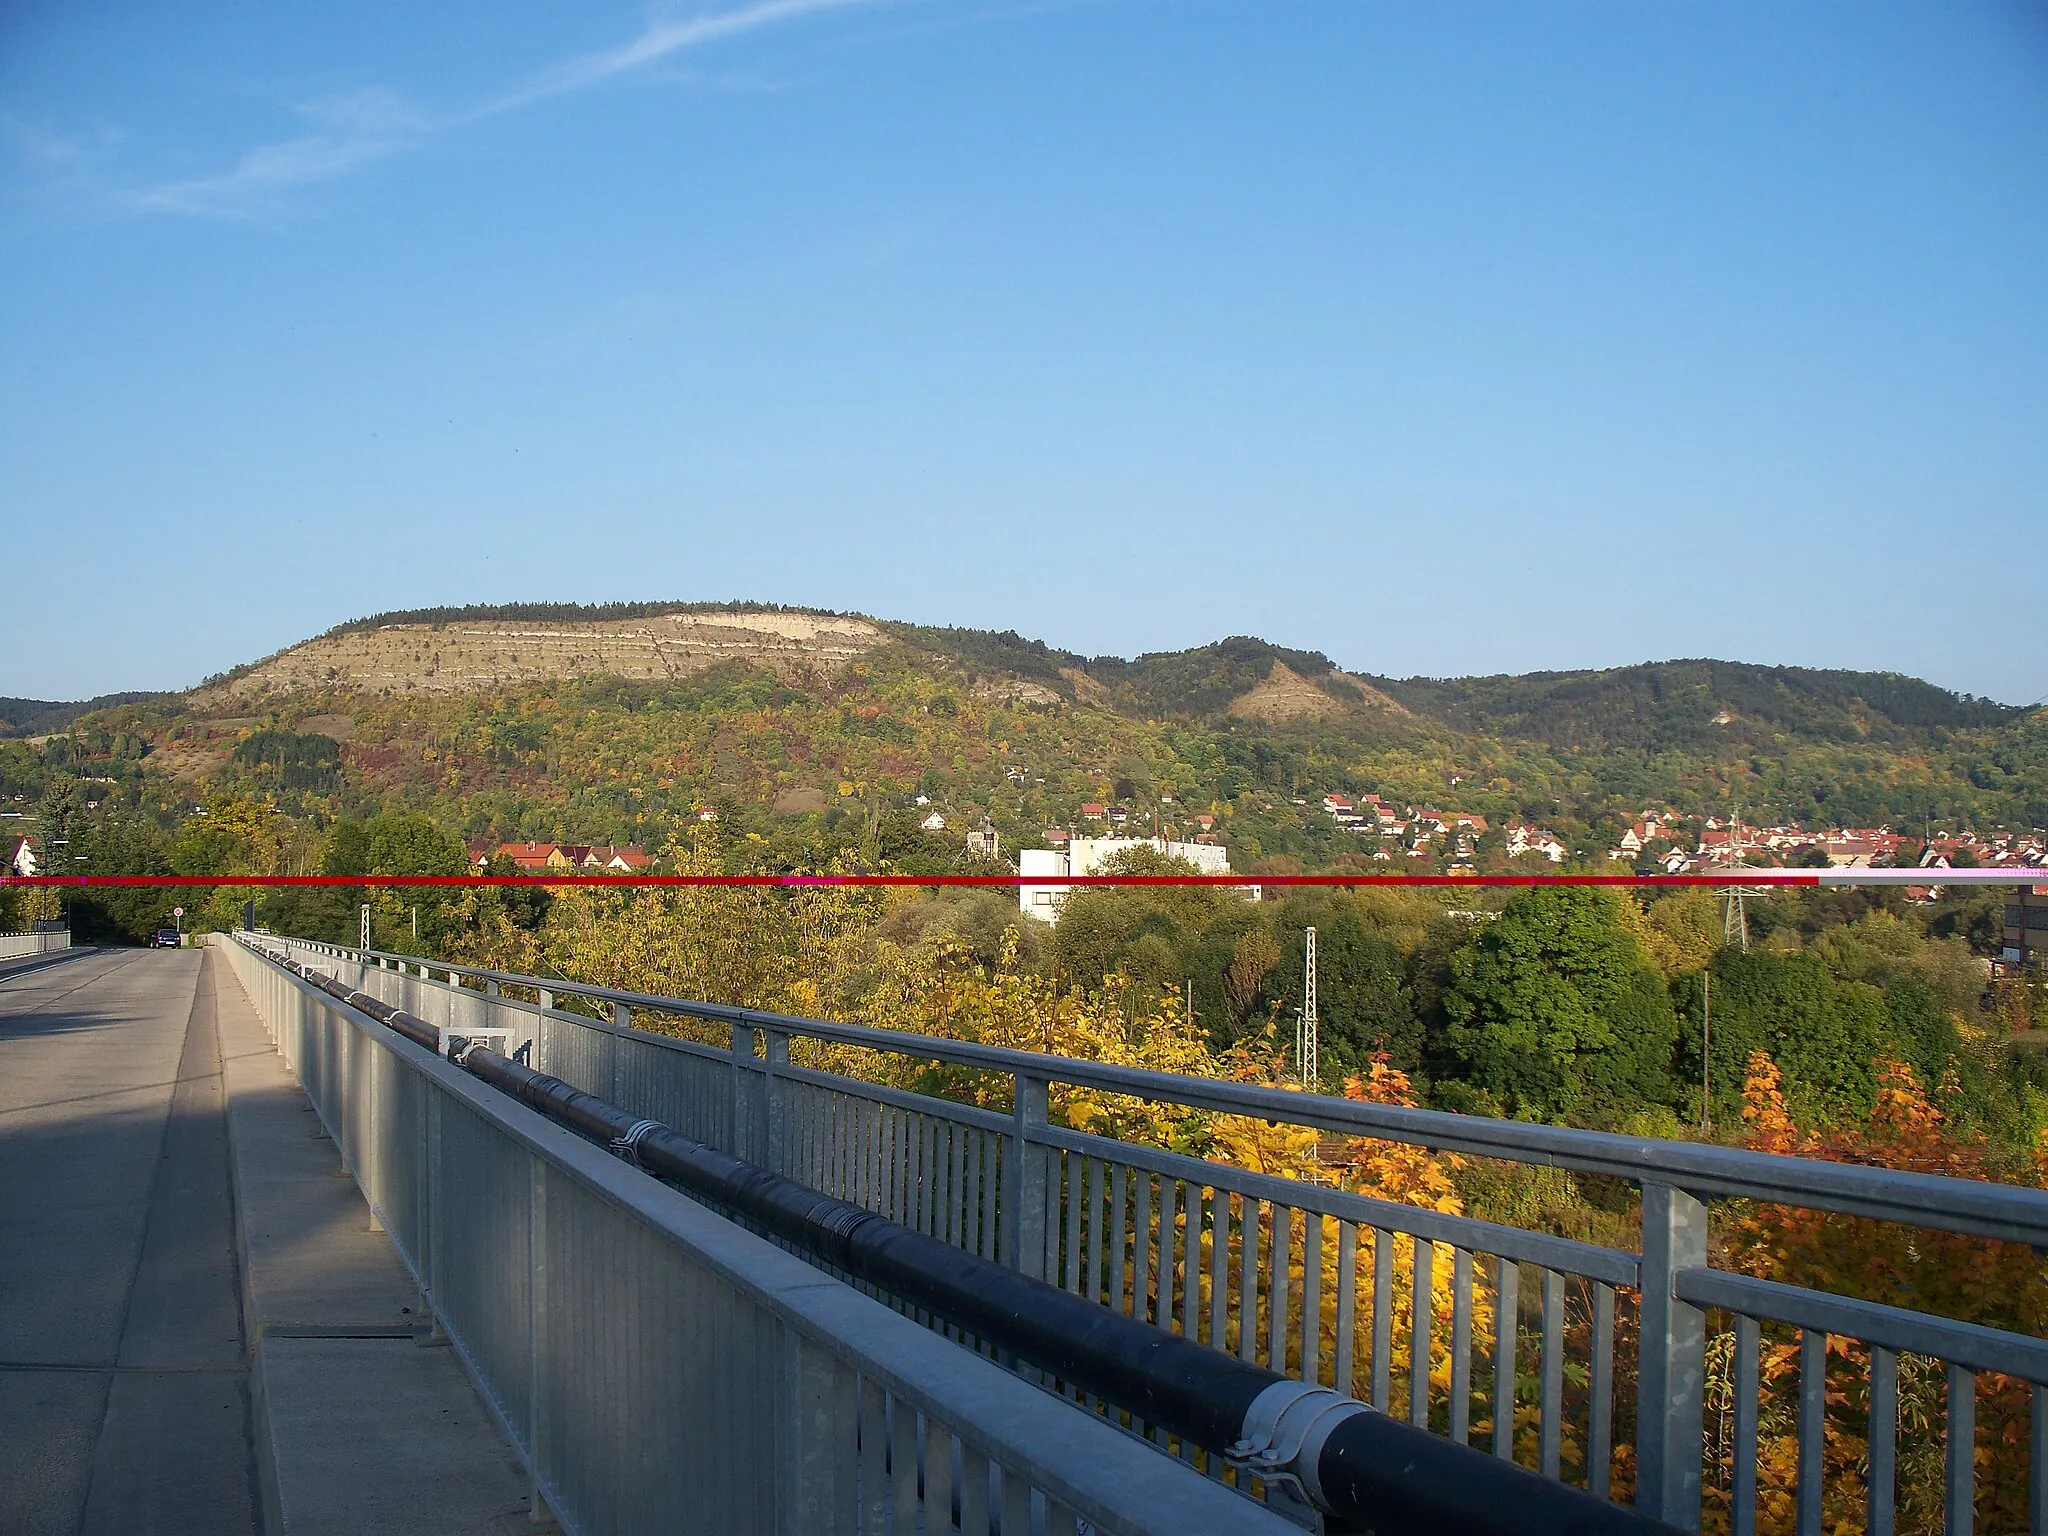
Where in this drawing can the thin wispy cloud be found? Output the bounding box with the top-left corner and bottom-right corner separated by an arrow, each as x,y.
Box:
124,0 -> 885,218
133,89 -> 428,216
3,114 -> 121,173
482,0 -> 876,115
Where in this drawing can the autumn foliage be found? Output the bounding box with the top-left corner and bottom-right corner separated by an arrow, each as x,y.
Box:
1709,1051 -> 2048,1536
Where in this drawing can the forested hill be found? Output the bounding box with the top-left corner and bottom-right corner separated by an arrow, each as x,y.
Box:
0,693 -> 170,739
5,608 -> 2043,862
1371,662 -> 2022,752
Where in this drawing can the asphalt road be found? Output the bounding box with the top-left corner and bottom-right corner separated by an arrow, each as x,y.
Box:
0,948 -> 258,1536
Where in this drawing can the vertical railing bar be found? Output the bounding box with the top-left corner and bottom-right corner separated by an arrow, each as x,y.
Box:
1868,1343 -> 1897,1536
922,1419 -> 953,1536
1733,1314 -> 1759,1536
1410,1237 -> 1434,1429
1064,1154 -> 1084,1295
1269,1206 -> 1293,1373
1493,1257 -> 1519,1462
1450,1248 -> 1473,1444
1540,1268 -> 1563,1480
1947,1364 -> 1976,1536
952,1120 -> 969,1251
1237,1199 -> 1260,1365
1335,1222 -> 1359,1400
2031,1383 -> 2047,1536
998,1467 -> 1032,1536
958,1444 -> 990,1536
917,1113 -> 933,1235
1301,1210 -> 1324,1385
1208,1189 -> 1228,1355
859,1377 -> 889,1534
1155,1177 -> 1177,1329
980,1131 -> 1000,1263
1796,1328 -> 1825,1536
1371,1227 -> 1394,1412
1109,1161 -> 1129,1317
1132,1168 -> 1152,1322
1590,1282 -> 1615,1501
1086,1157 -> 1106,1307
890,1393 -> 919,1533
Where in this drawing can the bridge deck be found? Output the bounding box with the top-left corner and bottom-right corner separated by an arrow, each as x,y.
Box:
0,949 -> 534,1535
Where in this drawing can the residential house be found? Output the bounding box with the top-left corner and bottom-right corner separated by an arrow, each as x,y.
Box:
1018,836 -> 1233,924
3,836 -> 35,877
1503,823 -> 1566,864
495,842 -> 562,873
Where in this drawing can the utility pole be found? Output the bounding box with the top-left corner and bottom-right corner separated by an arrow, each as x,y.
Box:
1300,926 -> 1318,1091
1700,969 -> 1712,1132
360,902 -> 371,951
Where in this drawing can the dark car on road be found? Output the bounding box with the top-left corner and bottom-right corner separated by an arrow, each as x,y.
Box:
150,928 -> 181,948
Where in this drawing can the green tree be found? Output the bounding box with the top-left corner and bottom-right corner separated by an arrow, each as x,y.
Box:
1437,888 -> 1677,1122
1262,894 -> 1419,1078
1672,950 -> 1883,1125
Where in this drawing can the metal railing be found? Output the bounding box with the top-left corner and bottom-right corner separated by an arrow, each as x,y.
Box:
264,934 -> 2048,1536
0,928 -> 70,960
219,935 -> 1297,1536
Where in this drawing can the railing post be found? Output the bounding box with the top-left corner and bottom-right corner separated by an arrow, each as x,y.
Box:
610,1003 -> 630,1105
1637,1180 -> 1708,1531
732,1021 -> 756,1162
1008,1074 -> 1049,1278
765,1028 -> 789,1175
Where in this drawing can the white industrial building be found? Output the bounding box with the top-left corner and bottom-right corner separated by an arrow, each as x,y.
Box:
1017,837 -> 1234,923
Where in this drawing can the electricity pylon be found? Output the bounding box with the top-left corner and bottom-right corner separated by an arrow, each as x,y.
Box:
1299,926 -> 1318,1089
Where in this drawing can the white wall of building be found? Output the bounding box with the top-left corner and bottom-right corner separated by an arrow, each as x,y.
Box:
1017,837 -> 1234,923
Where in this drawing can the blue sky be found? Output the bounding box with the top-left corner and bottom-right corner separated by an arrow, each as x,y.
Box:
3,1 -> 2044,703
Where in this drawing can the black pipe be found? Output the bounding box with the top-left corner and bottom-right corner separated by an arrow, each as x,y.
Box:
291,961 -> 443,1053
458,1046 -> 1676,1536
274,950 -> 1678,1536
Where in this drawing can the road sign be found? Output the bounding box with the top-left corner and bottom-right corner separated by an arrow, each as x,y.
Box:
173,906 -> 184,917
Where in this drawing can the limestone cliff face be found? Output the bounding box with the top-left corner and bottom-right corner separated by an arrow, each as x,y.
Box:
193,611 -> 887,701
1226,662 -> 1406,724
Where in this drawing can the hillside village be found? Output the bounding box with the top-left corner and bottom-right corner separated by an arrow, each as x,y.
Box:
1304,793 -> 2048,877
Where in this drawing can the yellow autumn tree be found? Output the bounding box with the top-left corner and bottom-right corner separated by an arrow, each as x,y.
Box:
1704,1051 -> 2048,1536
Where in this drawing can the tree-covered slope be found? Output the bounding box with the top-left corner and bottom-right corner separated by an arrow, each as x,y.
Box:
8,614 -> 2043,870
1372,661 -> 2019,751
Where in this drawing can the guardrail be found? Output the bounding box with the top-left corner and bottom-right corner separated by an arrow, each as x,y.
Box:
0,928 -> 70,960
258,933 -> 2048,1535
220,935 -> 1296,1536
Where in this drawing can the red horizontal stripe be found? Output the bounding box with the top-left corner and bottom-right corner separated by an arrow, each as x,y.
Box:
0,872 -> 1828,888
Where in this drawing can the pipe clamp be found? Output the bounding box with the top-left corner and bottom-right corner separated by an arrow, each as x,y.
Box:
608,1119 -> 663,1167
1225,1379 -> 1375,1509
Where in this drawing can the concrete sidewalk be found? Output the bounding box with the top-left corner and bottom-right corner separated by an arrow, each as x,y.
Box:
0,947 -> 541,1536
0,947 -> 253,1536
214,946 -> 541,1535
